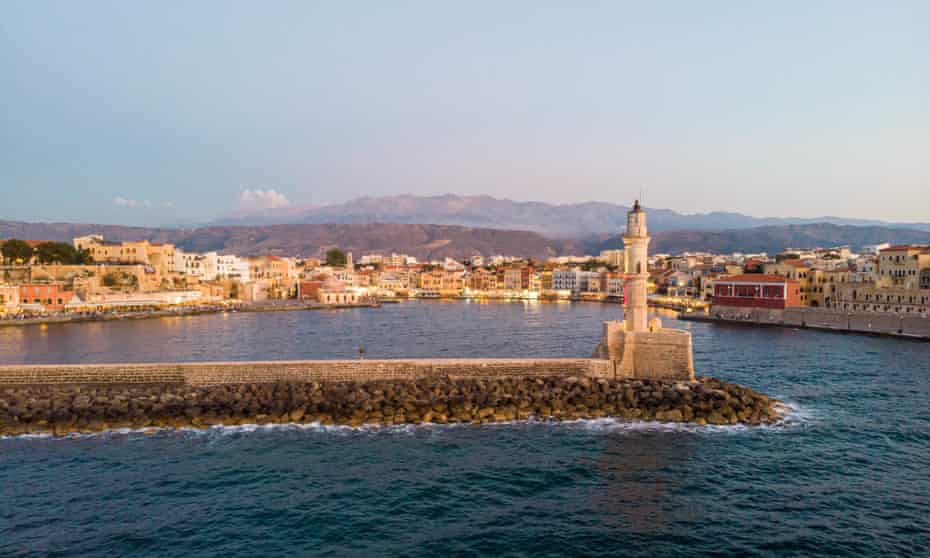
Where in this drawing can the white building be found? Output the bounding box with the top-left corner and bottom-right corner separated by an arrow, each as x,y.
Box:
173,250 -> 219,281
217,254 -> 250,282
552,269 -> 601,294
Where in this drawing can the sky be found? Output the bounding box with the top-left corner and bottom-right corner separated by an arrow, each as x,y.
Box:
2,1 -> 928,226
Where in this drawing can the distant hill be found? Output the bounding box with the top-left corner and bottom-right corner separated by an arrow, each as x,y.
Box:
2,219 -> 928,260
215,194 -> 930,238
0,220 -> 580,261
586,223 -> 930,255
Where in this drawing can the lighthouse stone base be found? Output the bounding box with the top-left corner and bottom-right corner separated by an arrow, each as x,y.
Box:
592,321 -> 695,381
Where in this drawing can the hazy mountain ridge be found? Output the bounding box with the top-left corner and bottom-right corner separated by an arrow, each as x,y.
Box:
584,223 -> 930,256
3,218 -> 929,260
215,194 -> 930,238
0,220 -> 580,260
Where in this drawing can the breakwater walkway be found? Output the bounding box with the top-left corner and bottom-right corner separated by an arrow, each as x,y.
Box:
681,307 -> 930,340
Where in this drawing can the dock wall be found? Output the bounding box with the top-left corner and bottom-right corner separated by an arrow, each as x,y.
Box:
697,306 -> 930,339
0,358 -> 617,386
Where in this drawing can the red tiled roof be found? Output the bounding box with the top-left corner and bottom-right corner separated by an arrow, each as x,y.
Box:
718,274 -> 793,284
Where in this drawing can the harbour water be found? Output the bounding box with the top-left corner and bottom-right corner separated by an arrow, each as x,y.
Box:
1,301 -> 928,556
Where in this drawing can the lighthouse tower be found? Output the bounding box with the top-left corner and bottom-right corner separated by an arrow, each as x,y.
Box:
622,200 -> 650,333
592,199 -> 694,380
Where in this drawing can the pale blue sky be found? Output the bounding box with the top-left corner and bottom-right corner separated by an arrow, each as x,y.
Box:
2,1 -> 928,225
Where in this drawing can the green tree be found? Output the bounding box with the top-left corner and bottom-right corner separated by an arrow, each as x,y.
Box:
102,271 -> 138,289
775,253 -> 801,263
34,242 -> 87,265
1,239 -> 34,264
325,248 -> 347,266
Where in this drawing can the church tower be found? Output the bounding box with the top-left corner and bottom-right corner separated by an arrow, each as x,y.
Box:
622,200 -> 650,332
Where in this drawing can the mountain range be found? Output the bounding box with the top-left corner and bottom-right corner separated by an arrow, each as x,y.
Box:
216,194 -> 930,238
3,219 -> 929,260
0,221 -> 582,261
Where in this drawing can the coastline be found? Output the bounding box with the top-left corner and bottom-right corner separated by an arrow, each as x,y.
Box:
680,312 -> 930,341
0,300 -> 381,329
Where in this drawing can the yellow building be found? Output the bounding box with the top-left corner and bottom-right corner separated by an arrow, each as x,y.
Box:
876,245 -> 930,290
764,260 -> 816,306
831,283 -> 930,316
73,235 -> 175,276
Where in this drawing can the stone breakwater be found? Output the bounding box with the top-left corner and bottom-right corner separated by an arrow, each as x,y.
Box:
0,376 -> 782,436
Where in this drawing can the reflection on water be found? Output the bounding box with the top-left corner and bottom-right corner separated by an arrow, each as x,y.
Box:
594,432 -> 698,533
0,301 -> 629,364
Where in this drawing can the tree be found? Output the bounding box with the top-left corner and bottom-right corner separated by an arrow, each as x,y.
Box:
34,242 -> 89,265
325,248 -> 347,267
775,253 -> 801,263
1,239 -> 34,264
102,271 -> 138,289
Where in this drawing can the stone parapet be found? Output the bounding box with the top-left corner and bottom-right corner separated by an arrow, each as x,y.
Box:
0,358 -> 597,387
704,305 -> 930,339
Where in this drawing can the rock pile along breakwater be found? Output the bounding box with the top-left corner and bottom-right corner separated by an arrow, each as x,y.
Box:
0,376 -> 782,436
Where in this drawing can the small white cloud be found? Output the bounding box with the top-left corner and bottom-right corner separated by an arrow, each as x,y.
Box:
238,188 -> 291,211
112,197 -> 153,209
161,201 -> 175,209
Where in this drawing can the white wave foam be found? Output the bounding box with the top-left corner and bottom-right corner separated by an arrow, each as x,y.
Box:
1,406 -> 814,441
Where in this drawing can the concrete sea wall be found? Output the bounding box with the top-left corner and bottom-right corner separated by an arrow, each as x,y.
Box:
0,358 -> 608,387
695,306 -> 930,339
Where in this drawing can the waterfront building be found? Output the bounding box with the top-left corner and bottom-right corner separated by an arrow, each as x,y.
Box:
599,272 -> 624,299
247,256 -> 291,283
830,283 -> 930,316
377,271 -> 414,291
73,235 -> 175,276
18,282 -> 74,312
418,270 -> 443,292
318,288 -> 364,305
216,254 -> 250,282
502,266 -> 533,291
467,268 -> 498,291
764,260 -> 815,305
174,250 -> 219,281
0,284 -> 20,314
538,270 -> 553,291
876,245 -> 930,290
711,275 -> 803,310
552,268 -> 578,292
65,290 -> 207,313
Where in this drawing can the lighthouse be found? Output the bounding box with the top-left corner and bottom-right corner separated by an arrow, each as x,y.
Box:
622,200 -> 650,333
592,199 -> 694,380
